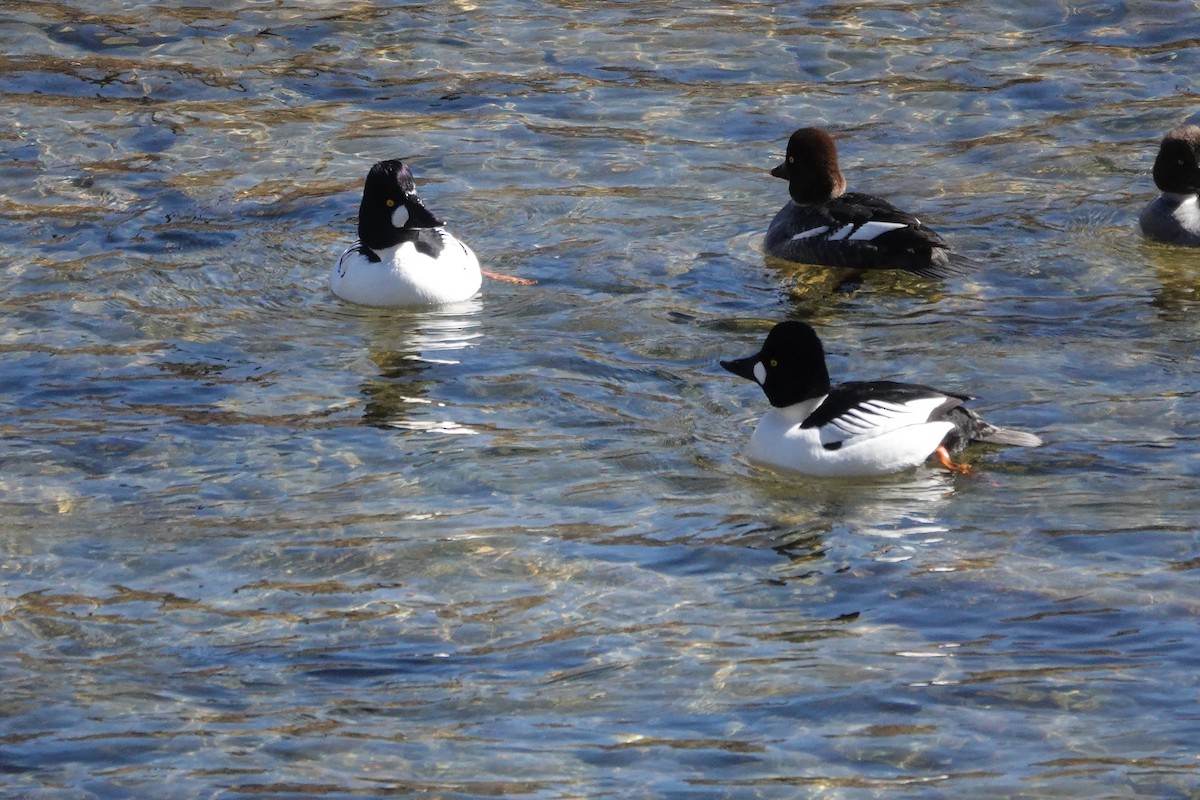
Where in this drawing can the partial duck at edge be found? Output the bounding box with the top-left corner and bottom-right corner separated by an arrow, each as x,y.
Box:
1140,125 -> 1200,247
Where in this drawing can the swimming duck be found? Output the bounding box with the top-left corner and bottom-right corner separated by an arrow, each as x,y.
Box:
332,160 -> 482,306
721,321 -> 1042,477
764,127 -> 971,278
1139,125 -> 1200,246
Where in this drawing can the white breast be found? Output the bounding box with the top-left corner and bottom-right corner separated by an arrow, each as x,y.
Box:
331,231 -> 482,307
1172,194 -> 1200,232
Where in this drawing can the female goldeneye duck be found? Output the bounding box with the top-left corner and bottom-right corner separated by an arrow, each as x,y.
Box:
764,127 -> 972,279
721,321 -> 1042,478
1139,125 -> 1200,246
331,159 -> 482,307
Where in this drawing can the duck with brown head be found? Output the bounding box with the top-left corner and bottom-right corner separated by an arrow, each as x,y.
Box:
1139,125 -> 1200,247
764,127 -> 974,279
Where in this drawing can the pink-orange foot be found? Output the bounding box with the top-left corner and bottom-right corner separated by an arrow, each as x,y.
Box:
483,270 -> 537,286
935,445 -> 974,476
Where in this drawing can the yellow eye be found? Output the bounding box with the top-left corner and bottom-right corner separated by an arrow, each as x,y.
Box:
788,156 -> 794,163
386,198 -> 396,208
769,359 -> 778,367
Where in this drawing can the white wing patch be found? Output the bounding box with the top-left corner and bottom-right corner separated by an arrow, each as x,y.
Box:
820,396 -> 948,447
789,225 -> 829,241
790,221 -> 911,245
848,221 -> 909,241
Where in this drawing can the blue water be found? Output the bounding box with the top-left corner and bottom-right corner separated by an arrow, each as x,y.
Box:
2,1 -> 1200,797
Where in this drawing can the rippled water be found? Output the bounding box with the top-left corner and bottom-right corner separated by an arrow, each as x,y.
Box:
3,1 -> 1200,797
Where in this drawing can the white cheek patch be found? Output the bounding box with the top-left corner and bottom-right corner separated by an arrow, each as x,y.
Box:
848,221 -> 909,241
391,205 -> 410,228
752,361 -> 767,385
827,224 -> 855,241
789,225 -> 830,242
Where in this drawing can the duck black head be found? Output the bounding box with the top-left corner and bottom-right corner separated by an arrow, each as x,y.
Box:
357,160 -> 444,250
721,320 -> 833,408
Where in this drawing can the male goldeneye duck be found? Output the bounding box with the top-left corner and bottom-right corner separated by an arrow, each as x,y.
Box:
764,127 -> 971,279
721,321 -> 1042,478
331,159 -> 482,307
1139,125 -> 1200,246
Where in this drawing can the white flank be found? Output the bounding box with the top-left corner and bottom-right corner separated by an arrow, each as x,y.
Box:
746,402 -> 957,477
827,224 -> 855,241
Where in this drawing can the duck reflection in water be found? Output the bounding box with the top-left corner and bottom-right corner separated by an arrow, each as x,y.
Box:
350,300 -> 484,433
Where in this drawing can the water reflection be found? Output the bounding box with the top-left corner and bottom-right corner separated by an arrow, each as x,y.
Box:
1145,242 -> 1200,324
340,299 -> 484,431
757,467 -> 953,538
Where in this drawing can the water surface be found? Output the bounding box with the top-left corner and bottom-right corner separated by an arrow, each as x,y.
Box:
3,1 -> 1200,797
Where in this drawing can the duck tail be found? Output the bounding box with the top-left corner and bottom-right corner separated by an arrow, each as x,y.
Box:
974,423 -> 1043,448
946,251 -> 981,274
907,250 -> 979,280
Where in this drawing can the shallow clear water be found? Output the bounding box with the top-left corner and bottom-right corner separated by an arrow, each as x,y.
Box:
2,1 -> 1200,797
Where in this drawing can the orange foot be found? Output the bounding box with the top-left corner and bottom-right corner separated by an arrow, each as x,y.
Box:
935,445 -> 974,476
483,270 -> 537,286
